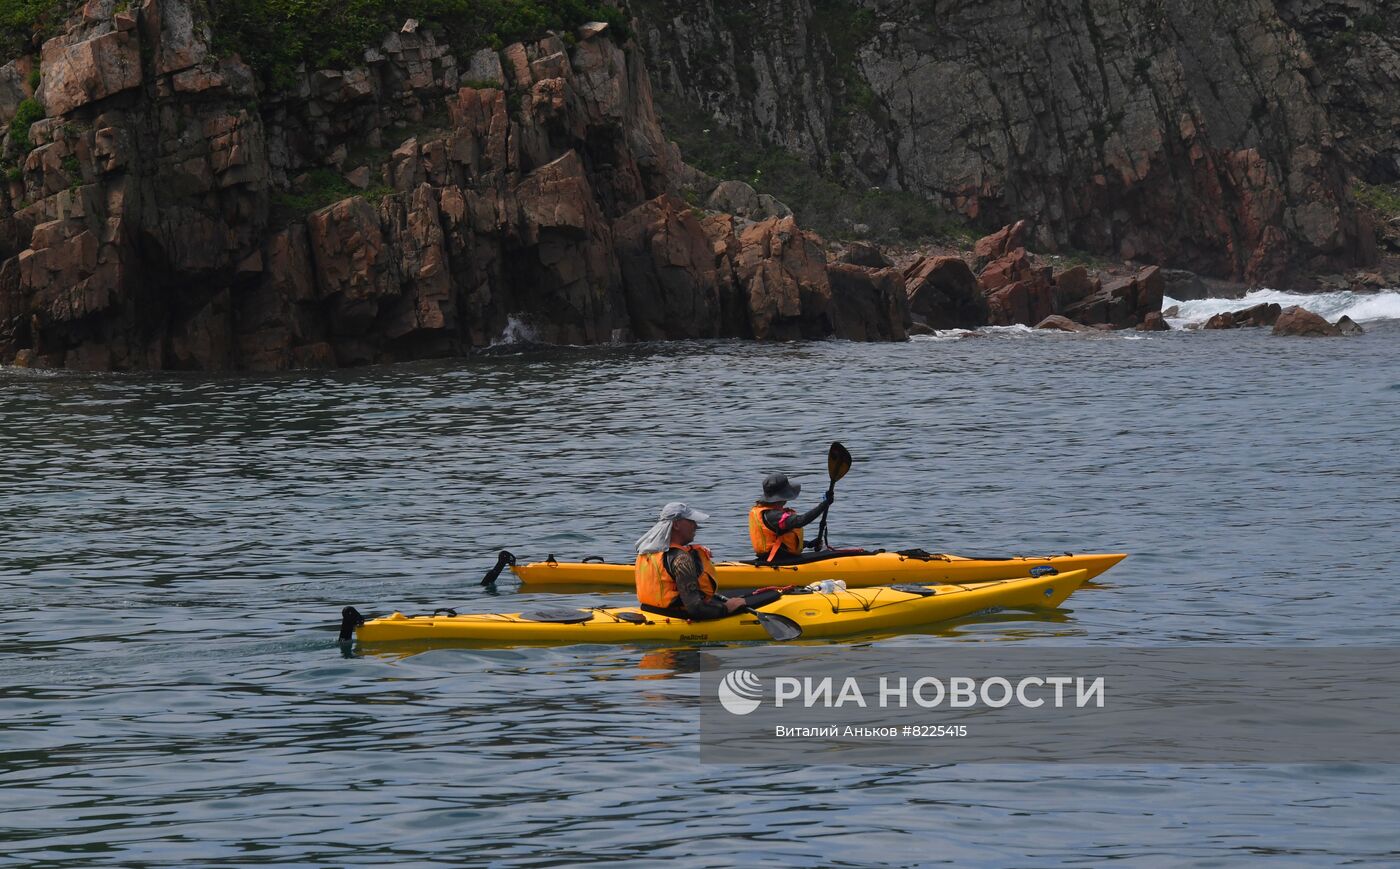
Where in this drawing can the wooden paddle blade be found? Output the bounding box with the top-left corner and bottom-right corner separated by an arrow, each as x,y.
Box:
828,441 -> 853,483
748,608 -> 803,641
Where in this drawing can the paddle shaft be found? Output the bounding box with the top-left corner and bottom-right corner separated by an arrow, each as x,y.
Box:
815,442 -> 852,551
815,481 -> 836,550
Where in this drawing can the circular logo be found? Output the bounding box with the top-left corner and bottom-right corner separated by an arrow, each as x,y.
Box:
717,669 -> 764,715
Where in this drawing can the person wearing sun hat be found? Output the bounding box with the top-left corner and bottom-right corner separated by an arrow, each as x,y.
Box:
634,502 -> 748,620
748,472 -> 833,562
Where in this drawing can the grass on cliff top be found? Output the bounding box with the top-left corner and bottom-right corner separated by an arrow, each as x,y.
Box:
658,94 -> 971,246
210,0 -> 628,89
0,0 -> 78,58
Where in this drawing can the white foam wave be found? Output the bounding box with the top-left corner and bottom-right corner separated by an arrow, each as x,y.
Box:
493,315 -> 538,346
1165,288 -> 1400,328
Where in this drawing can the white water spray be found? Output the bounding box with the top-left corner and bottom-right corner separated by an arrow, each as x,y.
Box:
1165,288 -> 1400,328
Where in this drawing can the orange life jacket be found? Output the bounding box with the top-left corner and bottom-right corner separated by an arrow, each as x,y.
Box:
748,503 -> 804,559
635,544 -> 719,608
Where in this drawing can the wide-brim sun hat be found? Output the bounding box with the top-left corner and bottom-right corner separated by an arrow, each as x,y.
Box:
759,473 -> 801,503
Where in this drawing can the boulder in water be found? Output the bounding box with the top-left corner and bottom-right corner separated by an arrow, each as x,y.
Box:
1336,315 -> 1365,336
1035,315 -> 1095,333
1204,302 -> 1282,329
1136,311 -> 1170,331
1271,306 -> 1343,337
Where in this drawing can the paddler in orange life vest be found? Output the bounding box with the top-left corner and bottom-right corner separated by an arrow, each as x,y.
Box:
634,502 -> 750,620
749,472 -> 833,562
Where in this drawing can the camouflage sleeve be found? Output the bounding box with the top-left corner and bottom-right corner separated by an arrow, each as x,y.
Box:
666,550 -> 729,620
767,503 -> 827,532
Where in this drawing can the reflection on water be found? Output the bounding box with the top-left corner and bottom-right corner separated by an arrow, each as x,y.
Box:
3,323 -> 1400,864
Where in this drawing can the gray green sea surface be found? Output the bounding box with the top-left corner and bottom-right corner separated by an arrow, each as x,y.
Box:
3,319 -> 1399,866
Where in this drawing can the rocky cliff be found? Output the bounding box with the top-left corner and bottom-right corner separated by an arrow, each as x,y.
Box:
0,0 -> 911,370
2,1 -> 1393,371
633,0 -> 1396,283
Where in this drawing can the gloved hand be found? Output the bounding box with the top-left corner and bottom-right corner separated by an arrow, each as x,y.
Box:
821,490 -> 835,506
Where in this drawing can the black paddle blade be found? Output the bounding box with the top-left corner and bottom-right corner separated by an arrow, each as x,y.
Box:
480,550 -> 516,587
746,607 -> 803,641
338,606 -> 365,643
828,441 -> 853,483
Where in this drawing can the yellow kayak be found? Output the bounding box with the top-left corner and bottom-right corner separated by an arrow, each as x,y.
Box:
508,550 -> 1126,589
345,570 -> 1089,646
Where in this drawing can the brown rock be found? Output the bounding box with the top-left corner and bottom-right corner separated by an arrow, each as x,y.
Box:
735,216 -> 832,340
904,255 -> 989,328
307,196 -> 395,306
1136,311 -> 1170,331
530,51 -> 572,83
1359,272 -> 1387,288
1203,302 -> 1282,329
827,262 -> 909,341
379,184 -> 454,343
972,220 -> 1028,268
235,227 -> 323,371
449,86 -> 512,175
1052,265 -> 1099,309
1062,264 -> 1163,328
38,29 -> 143,116
81,0 -> 110,25
1135,265 -> 1166,315
698,212 -> 749,337
1036,314 -> 1096,332
510,151 -> 624,344
838,241 -> 893,269
501,43 -> 533,90
977,247 -> 1035,291
1271,306 -> 1343,337
152,0 -> 212,75
978,248 -> 1054,325
578,21 -> 610,41
985,279 -> 1055,327
611,194 -> 723,340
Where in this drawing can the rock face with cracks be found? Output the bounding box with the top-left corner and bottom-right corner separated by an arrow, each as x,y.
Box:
633,0 -> 1385,284
0,2 -> 910,370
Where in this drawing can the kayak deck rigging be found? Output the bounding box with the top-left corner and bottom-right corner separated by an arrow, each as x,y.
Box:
341,570 -> 1091,647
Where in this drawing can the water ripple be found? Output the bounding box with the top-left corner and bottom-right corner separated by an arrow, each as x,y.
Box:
4,324 -> 1400,864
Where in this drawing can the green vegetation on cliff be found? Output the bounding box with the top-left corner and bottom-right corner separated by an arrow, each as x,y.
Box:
271,167 -> 390,226
0,0 -> 76,57
210,0 -> 627,87
1353,180 -> 1400,220
6,96 -> 44,153
659,94 -> 969,246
